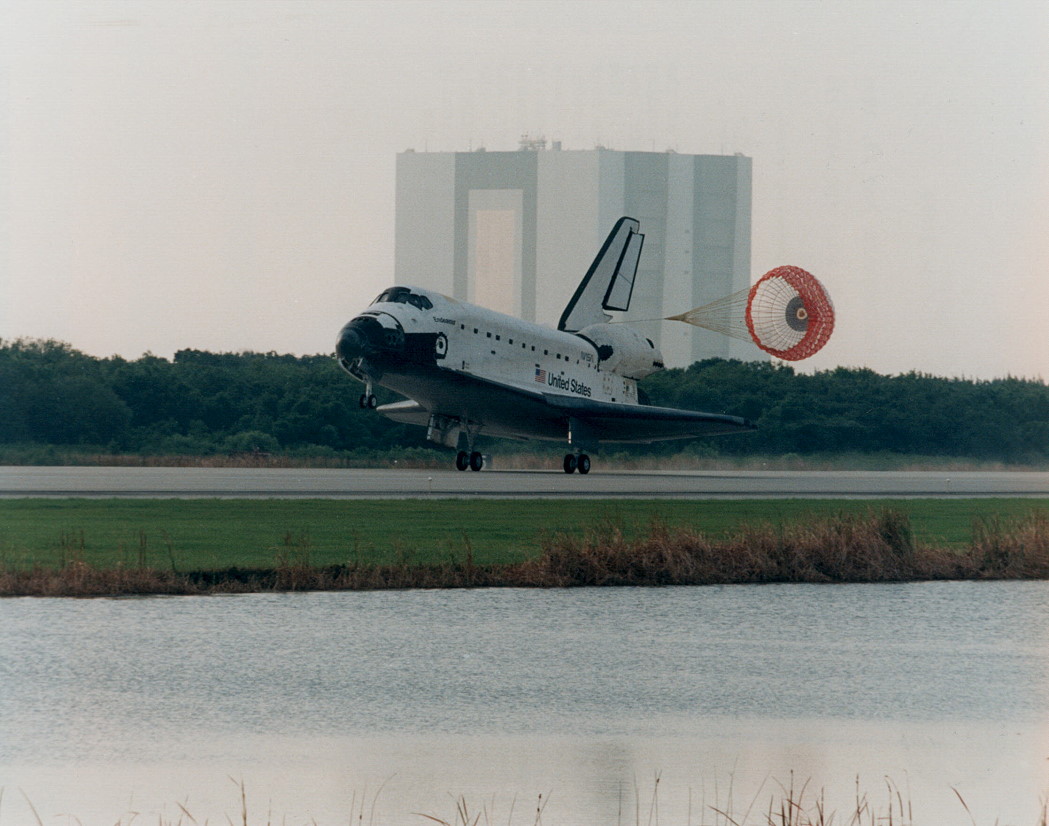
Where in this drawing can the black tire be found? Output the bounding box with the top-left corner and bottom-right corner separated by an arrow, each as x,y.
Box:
455,451 -> 470,471
469,451 -> 484,472
367,394 -> 378,409
563,454 -> 577,474
358,394 -> 368,409
577,454 -> 591,475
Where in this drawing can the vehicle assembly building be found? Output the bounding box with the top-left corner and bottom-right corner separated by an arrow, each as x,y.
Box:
394,140 -> 765,367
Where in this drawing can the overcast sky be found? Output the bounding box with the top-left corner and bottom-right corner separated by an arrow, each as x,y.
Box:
3,0 -> 1047,379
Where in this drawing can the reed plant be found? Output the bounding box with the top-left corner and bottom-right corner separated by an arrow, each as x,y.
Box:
414,774 -> 1049,826
14,776 -> 1044,826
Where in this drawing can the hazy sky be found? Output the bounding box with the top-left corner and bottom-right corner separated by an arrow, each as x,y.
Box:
3,0 -> 1047,379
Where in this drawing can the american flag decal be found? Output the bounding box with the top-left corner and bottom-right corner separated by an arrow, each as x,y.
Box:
534,367 -> 547,383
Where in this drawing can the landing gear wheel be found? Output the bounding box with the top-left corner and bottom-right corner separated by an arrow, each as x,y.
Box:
359,393 -> 377,409
455,450 -> 470,472
563,454 -> 578,474
577,454 -> 591,474
469,451 -> 484,472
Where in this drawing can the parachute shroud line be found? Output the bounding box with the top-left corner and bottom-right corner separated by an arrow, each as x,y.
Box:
667,266 -> 834,361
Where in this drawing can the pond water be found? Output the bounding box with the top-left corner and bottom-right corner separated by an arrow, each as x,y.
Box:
1,583 -> 1048,825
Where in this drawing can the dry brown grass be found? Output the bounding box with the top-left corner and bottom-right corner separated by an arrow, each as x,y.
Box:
970,511 -> 1049,578
3,509 -> 1049,597
525,509 -> 981,586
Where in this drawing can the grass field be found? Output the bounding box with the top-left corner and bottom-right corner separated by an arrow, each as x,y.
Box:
3,497 -> 1049,572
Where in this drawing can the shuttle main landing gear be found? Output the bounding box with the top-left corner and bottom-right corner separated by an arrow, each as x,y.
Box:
455,450 -> 484,472
563,453 -> 591,474
452,420 -> 484,471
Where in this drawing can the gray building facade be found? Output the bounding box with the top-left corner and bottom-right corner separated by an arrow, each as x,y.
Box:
395,146 -> 765,367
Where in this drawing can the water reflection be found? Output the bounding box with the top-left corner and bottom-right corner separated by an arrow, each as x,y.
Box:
1,583 -> 1048,824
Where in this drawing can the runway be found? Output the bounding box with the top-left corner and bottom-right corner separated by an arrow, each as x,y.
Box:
3,466 -> 1049,499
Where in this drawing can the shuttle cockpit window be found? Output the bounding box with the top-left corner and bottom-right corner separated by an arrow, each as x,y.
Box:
371,287 -> 433,311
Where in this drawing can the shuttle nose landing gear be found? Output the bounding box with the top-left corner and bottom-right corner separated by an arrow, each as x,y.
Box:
358,380 -> 377,409
563,453 -> 591,474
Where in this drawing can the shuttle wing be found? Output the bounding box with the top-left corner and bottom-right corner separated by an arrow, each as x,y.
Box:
543,394 -> 755,443
376,367 -> 754,445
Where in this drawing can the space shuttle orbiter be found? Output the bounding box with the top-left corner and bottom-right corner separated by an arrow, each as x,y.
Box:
336,217 -> 754,473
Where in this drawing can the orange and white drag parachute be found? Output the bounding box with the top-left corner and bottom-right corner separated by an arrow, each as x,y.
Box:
667,266 -> 834,361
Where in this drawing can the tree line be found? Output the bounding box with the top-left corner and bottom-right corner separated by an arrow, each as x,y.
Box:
643,359 -> 1049,462
2,338 -> 1048,463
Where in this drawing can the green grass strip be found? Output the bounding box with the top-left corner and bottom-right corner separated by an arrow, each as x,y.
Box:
3,498 -> 1049,573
